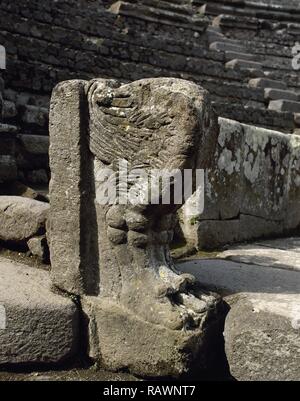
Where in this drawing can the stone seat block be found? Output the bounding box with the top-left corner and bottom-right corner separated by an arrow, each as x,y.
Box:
249,78 -> 287,90
0,258 -> 79,365
264,88 -> 298,102
269,99 -> 300,113
210,41 -> 245,53
225,59 -> 263,70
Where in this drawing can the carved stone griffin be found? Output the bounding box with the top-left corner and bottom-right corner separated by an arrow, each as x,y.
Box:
49,77 -> 224,377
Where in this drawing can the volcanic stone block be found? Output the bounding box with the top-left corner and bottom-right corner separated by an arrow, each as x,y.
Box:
225,51 -> 256,61
178,251 -> 300,381
209,41 -> 245,53
0,155 -> 17,183
27,235 -> 49,262
264,88 -> 298,102
295,113 -> 300,126
249,78 -> 287,90
226,59 -> 263,70
19,134 -> 49,155
179,118 -> 300,249
269,99 -> 300,113
0,196 -> 49,242
0,257 -> 78,365
49,77 -> 224,377
0,123 -> 18,183
225,295 -> 300,381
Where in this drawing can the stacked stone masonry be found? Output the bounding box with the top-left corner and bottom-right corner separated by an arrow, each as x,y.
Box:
0,0 -> 300,142
0,0 -> 299,245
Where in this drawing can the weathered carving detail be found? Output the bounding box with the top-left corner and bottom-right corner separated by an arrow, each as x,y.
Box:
86,78 -> 218,330
49,77 -> 223,377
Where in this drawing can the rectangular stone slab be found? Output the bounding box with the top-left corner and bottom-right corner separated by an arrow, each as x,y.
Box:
49,80 -> 99,295
0,257 -> 78,365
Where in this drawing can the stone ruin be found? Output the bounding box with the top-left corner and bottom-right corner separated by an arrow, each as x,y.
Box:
0,0 -> 299,381
49,77 -> 225,376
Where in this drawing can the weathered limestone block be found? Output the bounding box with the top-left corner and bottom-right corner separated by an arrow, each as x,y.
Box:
209,41 -> 245,53
0,181 -> 49,202
27,235 -> 49,262
20,104 -> 48,129
0,257 -> 78,365
49,77 -> 225,377
180,118 -> 300,249
264,88 -> 298,102
2,100 -> 17,120
269,100 -> 300,113
0,123 -> 18,184
225,59 -> 263,71
0,196 -> 49,242
225,295 -> 300,381
248,78 -> 287,90
0,74 -> 3,121
178,243 -> 300,381
0,155 -> 17,183
19,134 -> 49,155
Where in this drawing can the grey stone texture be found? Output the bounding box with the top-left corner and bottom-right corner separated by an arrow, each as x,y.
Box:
269,100 -> 300,113
178,236 -> 300,381
49,77 -> 225,377
0,123 -> 18,184
218,243 -> 300,272
0,0 -> 299,152
27,235 -> 49,262
0,257 -> 79,365
0,196 -> 49,242
179,117 -> 300,249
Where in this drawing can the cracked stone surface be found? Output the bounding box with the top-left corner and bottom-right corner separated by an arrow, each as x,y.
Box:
49,77 -> 226,378
217,239 -> 300,272
0,257 -> 79,365
177,237 -> 300,381
179,118 -> 300,249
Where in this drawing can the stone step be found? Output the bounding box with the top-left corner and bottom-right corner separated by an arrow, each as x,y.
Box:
269,99 -> 300,113
0,257 -> 79,365
177,240 -> 300,381
199,1 -> 300,23
213,14 -> 260,31
210,41 -> 245,53
20,104 -> 49,129
200,2 -> 257,19
125,0 -> 194,16
2,100 -> 17,120
206,29 -> 226,45
226,59 -> 263,71
109,1 -> 208,32
0,156 -> 17,184
18,134 -> 49,156
0,123 -> 18,133
212,101 -> 295,132
0,196 -> 49,243
225,51 -> 257,62
264,88 -> 298,102
249,78 -> 287,90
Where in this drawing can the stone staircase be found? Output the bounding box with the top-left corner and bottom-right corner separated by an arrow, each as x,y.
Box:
0,73 -> 49,188
109,0 -> 208,32
0,72 -> 18,185
197,0 -> 300,133
108,0 -> 300,133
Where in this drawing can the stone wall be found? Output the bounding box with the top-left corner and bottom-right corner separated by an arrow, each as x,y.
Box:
1,0 -> 300,246
180,117 -> 300,249
1,0 -> 299,145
